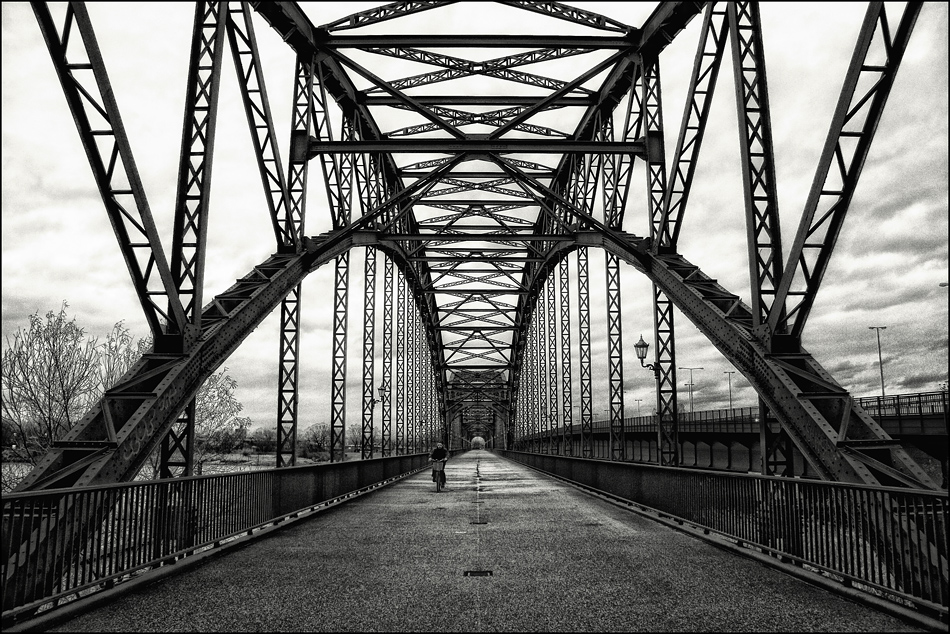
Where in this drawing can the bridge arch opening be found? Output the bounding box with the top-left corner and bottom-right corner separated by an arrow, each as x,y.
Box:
471,436 -> 486,450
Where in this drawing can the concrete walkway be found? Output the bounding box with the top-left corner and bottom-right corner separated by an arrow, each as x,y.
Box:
52,451 -> 920,632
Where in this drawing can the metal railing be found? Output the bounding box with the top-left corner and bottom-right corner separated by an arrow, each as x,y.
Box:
2,454 -> 430,624
528,391 -> 948,440
856,391 -> 949,435
499,450 -> 948,623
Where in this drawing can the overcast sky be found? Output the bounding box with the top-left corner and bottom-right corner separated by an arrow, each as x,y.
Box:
2,2 -> 947,432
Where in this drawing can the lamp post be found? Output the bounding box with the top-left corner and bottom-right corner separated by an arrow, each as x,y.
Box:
869,326 -> 886,398
678,366 -> 704,413
724,371 -> 736,412
684,382 -> 695,415
634,398 -> 643,417
370,385 -> 386,454
635,334 -> 679,466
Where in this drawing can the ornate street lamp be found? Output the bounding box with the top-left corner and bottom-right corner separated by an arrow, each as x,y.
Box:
634,334 -> 658,374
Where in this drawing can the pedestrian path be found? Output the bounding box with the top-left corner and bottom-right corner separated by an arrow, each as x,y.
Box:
51,451 -> 921,632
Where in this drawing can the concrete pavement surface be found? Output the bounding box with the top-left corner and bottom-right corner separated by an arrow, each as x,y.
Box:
51,450 -> 922,632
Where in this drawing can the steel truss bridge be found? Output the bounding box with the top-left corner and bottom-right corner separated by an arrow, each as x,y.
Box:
3,0 -> 948,626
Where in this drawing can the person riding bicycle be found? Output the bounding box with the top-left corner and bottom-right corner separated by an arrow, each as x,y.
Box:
429,442 -> 448,489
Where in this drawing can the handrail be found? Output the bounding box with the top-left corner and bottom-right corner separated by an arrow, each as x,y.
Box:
2,454 -> 432,626
498,450 -> 948,625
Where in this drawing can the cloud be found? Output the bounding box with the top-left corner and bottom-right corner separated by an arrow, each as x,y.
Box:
2,1 -> 947,439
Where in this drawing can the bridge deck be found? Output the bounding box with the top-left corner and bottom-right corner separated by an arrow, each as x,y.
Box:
51,451 -> 920,632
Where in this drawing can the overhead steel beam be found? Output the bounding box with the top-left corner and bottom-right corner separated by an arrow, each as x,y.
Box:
363,95 -> 595,106
320,35 -> 635,49
305,140 -> 647,154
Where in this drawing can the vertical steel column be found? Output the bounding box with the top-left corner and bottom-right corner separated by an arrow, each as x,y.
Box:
361,247 -> 377,459
225,1 -> 291,246
276,55 -> 314,468
168,0 -> 226,339
577,248 -> 593,458
728,2 -> 790,473
759,397 -> 792,475
286,55 -> 313,248
329,252 -> 349,462
559,258 -> 573,457
600,111 -> 626,462
161,1 -> 227,477
643,54 -> 680,466
727,1 -> 786,335
538,280 -> 549,454
381,256 -> 394,456
605,252 -> 625,461
531,303 -> 544,453
395,271 -> 406,454
662,2 -> 729,247
546,275 -> 559,456
407,287 -> 417,453
275,284 -> 301,467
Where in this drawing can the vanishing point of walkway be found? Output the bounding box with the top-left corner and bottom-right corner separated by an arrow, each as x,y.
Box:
51,451 -> 920,632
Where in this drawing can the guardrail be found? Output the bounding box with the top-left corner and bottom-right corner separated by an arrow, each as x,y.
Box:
498,450 -> 948,625
2,453 -> 432,626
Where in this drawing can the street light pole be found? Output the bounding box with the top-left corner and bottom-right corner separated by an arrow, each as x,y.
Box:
724,371 -> 736,412
678,367 -> 704,413
634,398 -> 643,417
869,326 -> 887,398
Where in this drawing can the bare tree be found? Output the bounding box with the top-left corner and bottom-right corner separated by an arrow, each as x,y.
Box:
2,307 -> 253,490
1,302 -> 101,470
99,320 -> 149,392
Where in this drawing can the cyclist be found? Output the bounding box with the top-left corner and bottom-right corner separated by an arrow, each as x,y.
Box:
429,442 -> 448,490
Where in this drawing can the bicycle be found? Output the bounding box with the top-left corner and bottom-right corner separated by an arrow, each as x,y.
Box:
431,459 -> 447,492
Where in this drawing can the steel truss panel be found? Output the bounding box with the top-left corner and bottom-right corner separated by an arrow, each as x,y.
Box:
642,53 -> 681,467
275,55 -> 315,468
577,247 -> 593,458
558,258 -> 573,457
361,248 -> 377,459
227,1 -> 292,247
545,276 -> 559,455
770,2 -> 922,341
586,229 -> 936,490
605,252 -> 625,461
662,2 -> 729,249
329,254 -> 349,461
727,1 -> 786,334
161,1 -> 228,477
381,256 -> 394,456
395,272 -> 407,454
31,2 -> 187,342
160,400 -> 195,478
